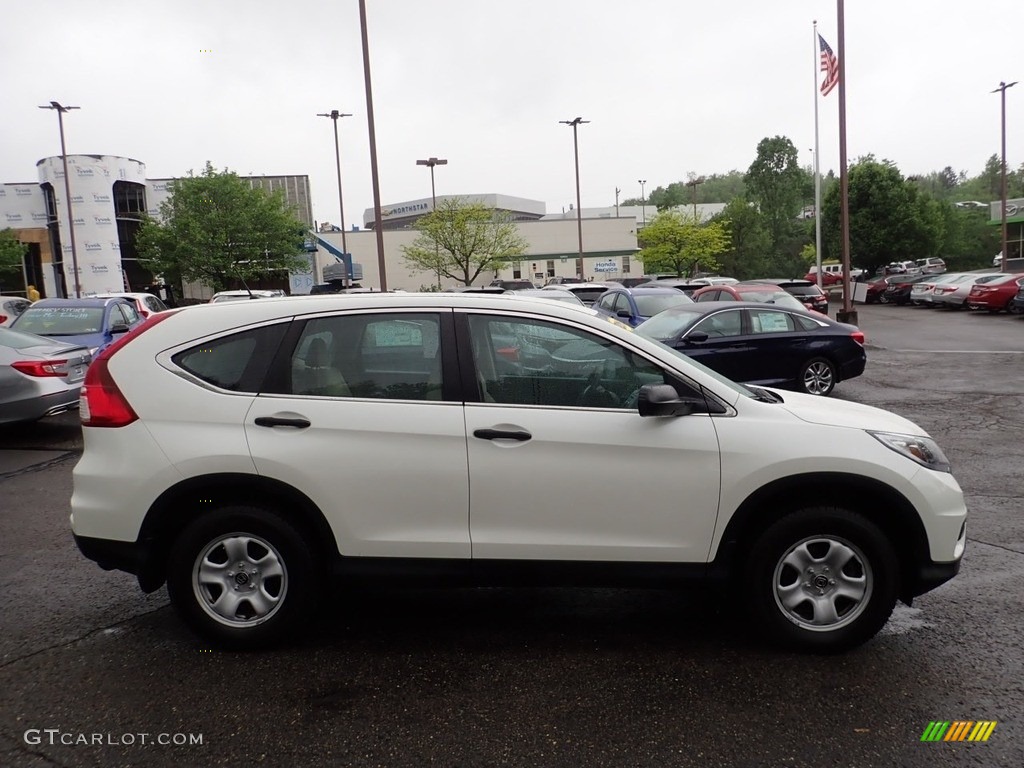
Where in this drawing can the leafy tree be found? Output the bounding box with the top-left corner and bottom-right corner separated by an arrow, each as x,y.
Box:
744,136 -> 808,251
136,162 -> 308,292
636,210 -> 730,277
821,158 -> 941,275
711,197 -> 771,279
0,228 -> 27,276
401,198 -> 528,286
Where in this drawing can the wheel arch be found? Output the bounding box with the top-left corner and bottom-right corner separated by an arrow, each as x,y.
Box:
135,473 -> 339,592
711,472 -> 930,603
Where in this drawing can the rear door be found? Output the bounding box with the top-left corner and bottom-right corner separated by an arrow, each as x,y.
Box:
247,310 -> 471,559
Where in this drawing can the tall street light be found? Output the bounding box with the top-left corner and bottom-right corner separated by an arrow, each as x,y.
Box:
416,157 -> 447,289
560,117 -> 589,260
416,157 -> 447,210
993,80 -> 1018,272
685,176 -> 705,220
638,179 -> 647,227
358,0 -> 388,290
316,110 -> 352,255
38,101 -> 81,298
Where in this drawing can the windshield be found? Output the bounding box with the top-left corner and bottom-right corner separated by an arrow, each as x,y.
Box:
633,293 -> 693,316
14,306 -> 104,335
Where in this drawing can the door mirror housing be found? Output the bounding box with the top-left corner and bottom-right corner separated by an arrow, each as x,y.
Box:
637,384 -> 704,417
110,322 -> 130,334
684,330 -> 709,343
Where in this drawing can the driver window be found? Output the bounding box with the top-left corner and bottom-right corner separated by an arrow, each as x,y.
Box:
467,315 -> 665,409
613,293 -> 632,314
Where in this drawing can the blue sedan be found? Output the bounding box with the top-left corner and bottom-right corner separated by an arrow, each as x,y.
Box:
10,297 -> 145,356
636,301 -> 866,396
591,286 -> 694,327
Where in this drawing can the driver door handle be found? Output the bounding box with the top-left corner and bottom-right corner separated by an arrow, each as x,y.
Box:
473,428 -> 531,442
255,416 -> 311,429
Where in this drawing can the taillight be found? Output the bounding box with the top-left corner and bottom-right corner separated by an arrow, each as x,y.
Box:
80,310 -> 178,428
12,359 -> 68,377
851,331 -> 866,345
0,314 -> 7,324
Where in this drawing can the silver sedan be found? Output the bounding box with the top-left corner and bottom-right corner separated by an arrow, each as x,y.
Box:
0,326 -> 91,425
932,273 -> 1012,309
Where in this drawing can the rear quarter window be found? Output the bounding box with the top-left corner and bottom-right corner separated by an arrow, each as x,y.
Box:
172,323 -> 288,392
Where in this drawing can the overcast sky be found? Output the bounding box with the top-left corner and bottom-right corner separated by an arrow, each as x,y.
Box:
3,1 -> 1021,225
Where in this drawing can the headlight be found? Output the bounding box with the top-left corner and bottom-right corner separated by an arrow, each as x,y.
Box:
869,431 -> 951,473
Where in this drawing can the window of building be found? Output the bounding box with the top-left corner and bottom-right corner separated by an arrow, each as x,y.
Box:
622,255 -> 631,274
546,260 -> 555,278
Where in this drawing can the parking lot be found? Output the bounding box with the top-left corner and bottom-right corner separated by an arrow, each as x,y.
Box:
1,302 -> 1022,767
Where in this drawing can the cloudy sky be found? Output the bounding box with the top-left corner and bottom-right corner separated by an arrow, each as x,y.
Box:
3,0 -> 1021,225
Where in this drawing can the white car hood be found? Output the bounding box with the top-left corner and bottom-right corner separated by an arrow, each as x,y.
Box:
775,390 -> 926,435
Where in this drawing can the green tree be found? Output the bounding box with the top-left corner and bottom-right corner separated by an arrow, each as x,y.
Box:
744,136 -> 808,251
711,197 -> 771,279
821,158 -> 941,275
135,162 -> 308,292
636,210 -> 730,277
0,228 -> 27,276
401,198 -> 528,286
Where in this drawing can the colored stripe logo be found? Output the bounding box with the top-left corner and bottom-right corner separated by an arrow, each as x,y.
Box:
921,721 -> 997,742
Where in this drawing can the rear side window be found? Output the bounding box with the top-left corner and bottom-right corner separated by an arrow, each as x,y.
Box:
173,323 -> 288,392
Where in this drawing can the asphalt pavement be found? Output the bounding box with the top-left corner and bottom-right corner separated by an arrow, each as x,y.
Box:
1,302 -> 1022,767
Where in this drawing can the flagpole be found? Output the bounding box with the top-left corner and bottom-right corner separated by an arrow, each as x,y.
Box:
836,0 -> 856,324
813,20 -> 823,291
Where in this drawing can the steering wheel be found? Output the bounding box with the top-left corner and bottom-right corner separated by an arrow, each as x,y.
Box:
578,374 -> 621,408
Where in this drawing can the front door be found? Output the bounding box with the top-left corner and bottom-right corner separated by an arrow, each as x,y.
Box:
460,311 -> 722,563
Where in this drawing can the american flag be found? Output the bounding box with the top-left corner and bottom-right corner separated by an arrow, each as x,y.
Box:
819,34 -> 839,96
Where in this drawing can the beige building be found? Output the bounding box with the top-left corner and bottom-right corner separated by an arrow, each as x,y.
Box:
310,215 -> 641,292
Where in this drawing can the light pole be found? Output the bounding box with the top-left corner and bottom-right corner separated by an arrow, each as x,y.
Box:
38,101 -> 81,298
685,176 -> 705,220
992,81 -> 1018,271
416,157 -> 447,289
358,0 -> 388,291
316,110 -> 352,253
560,117 -> 589,260
638,179 -> 647,226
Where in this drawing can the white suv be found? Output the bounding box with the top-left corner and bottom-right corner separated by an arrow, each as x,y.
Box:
71,294 -> 966,652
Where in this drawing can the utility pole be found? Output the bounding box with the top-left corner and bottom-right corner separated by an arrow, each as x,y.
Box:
560,117 -> 589,259
993,80 -> 1018,272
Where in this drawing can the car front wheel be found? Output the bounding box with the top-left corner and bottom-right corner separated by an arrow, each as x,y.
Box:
745,508 -> 898,652
167,505 -> 317,649
798,357 -> 836,396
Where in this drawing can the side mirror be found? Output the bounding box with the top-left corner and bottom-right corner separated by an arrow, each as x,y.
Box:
110,322 -> 130,334
637,383 -> 705,417
615,309 -> 632,318
684,330 -> 709,343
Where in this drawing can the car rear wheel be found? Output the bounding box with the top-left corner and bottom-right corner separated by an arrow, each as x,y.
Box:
745,508 -> 898,652
798,357 -> 836,396
167,505 -> 317,649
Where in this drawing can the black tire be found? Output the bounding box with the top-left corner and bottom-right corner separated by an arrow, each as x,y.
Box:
877,293 -> 890,305
745,507 -> 898,653
167,505 -> 318,649
798,357 -> 836,396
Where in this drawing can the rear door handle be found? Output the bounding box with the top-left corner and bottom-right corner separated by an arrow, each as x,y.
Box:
473,428 -> 531,442
254,416 -> 311,429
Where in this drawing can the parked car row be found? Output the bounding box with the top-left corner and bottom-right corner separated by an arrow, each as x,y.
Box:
1,293 -> 167,426
865,271 -> 1024,313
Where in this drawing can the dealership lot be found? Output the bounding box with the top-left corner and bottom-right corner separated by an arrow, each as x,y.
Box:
0,303 -> 1021,767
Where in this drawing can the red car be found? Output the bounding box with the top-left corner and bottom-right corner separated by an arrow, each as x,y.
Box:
965,274 -> 1024,312
692,283 -> 810,313
864,276 -> 890,304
